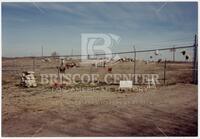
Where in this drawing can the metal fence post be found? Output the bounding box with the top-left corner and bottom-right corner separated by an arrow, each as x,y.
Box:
33,57 -> 35,72
193,34 -> 198,84
133,46 -> 136,84
164,59 -> 167,85
173,46 -> 175,62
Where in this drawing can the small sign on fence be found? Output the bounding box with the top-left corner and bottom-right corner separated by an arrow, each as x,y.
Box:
119,80 -> 133,88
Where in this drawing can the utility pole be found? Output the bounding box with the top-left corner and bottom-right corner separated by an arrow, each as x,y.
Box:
71,48 -> 73,57
193,34 -> 198,84
41,46 -> 43,57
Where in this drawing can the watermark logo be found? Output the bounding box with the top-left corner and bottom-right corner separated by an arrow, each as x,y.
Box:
39,73 -> 160,93
40,73 -> 160,86
81,33 -> 121,62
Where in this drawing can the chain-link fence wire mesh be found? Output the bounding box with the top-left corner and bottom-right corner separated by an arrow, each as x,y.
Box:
2,45 -> 197,85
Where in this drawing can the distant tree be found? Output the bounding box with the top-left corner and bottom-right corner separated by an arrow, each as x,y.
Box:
51,51 -> 59,58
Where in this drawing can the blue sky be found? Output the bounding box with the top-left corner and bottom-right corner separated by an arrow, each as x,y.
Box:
2,2 -> 198,58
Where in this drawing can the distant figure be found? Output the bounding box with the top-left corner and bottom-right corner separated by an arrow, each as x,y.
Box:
57,66 -> 65,73
58,58 -> 66,73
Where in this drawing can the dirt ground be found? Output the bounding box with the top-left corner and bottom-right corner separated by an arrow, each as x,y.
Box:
2,58 -> 198,136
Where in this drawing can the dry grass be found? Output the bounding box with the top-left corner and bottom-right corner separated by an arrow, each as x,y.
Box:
2,58 -> 197,136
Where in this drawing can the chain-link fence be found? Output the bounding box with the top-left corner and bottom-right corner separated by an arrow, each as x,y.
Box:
2,43 -> 197,86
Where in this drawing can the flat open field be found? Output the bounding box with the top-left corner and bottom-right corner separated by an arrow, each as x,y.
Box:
2,58 -> 198,136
